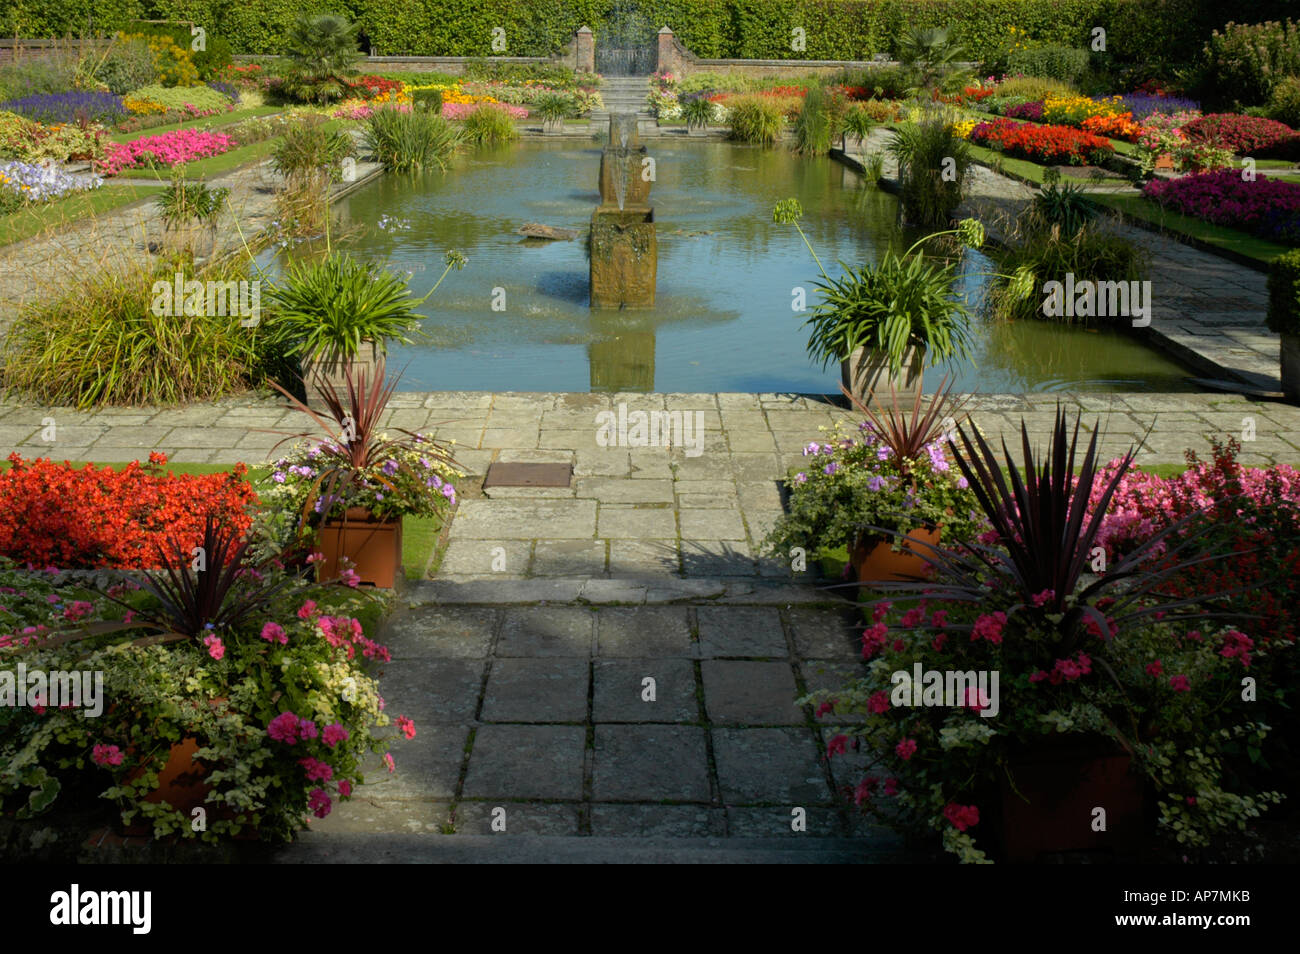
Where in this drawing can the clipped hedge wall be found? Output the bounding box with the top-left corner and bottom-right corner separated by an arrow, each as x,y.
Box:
3,0 -> 1297,65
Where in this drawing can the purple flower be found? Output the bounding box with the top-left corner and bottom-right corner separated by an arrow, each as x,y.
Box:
0,90 -> 126,125
957,476 -> 969,489
794,472 -> 807,484
381,459 -> 399,476
867,475 -> 885,491
823,462 -> 838,476
876,446 -> 890,461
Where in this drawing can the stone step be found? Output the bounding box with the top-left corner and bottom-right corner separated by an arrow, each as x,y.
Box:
274,834 -> 902,864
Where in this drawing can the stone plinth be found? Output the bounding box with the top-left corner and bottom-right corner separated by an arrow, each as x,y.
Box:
576,27 -> 594,73
590,209 -> 657,309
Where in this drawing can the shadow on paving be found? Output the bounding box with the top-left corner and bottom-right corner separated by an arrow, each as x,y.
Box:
275,599 -> 922,862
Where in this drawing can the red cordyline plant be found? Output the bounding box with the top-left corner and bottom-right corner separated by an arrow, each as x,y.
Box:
847,406 -> 1252,643
841,373 -> 969,482
266,364 -> 459,528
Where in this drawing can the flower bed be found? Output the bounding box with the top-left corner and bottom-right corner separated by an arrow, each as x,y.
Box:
1143,169 -> 1300,240
0,112 -> 105,163
969,118 -> 1113,165
0,91 -> 127,127
1119,93 -> 1201,120
1182,113 -> 1300,156
95,128 -> 236,175
0,453 -> 256,569
443,101 -> 527,121
1041,94 -> 1126,126
0,160 -> 103,206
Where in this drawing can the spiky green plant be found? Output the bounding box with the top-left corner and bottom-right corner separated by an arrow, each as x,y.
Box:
363,107 -> 462,172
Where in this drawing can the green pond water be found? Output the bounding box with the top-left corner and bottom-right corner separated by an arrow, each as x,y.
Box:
278,139 -> 1195,394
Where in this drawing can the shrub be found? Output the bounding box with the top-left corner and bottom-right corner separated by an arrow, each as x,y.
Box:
1267,77 -> 1300,129
119,32 -> 199,87
192,33 -> 234,81
990,75 -> 1077,103
90,36 -> 157,94
0,453 -> 255,570
991,224 -> 1147,324
889,114 -> 972,226
1267,248 -> 1300,337
0,91 -> 125,126
363,107 -> 461,172
459,102 -> 520,144
1201,19 -> 1300,109
0,56 -> 77,101
280,13 -> 363,104
121,84 -> 235,114
725,95 -> 785,145
1,257 -> 265,408
1006,44 -> 1090,84
1182,113 -> 1298,155
271,118 -> 355,184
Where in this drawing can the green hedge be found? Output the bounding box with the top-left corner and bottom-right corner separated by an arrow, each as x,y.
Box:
1267,248 -> 1300,337
3,0 -> 1297,66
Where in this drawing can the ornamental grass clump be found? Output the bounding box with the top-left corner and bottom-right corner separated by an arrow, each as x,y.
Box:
1,256 -> 265,408
727,95 -> 784,145
363,106 -> 462,172
459,102 -> 520,144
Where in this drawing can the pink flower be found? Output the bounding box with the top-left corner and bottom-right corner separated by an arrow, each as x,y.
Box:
815,700 -> 836,719
943,802 -> 980,831
395,715 -> 416,740
895,738 -> 917,761
871,600 -> 893,623
298,718 -> 319,741
91,744 -> 123,767
854,776 -> 878,805
826,734 -> 849,758
261,622 -> 287,644
299,756 -> 335,782
1170,674 -> 1191,692
882,777 -> 899,796
203,634 -> 225,660
866,690 -> 891,715
340,568 -> 361,587
338,779 -> 353,797
322,723 -> 349,748
267,711 -> 301,744
63,600 -> 94,620
297,600 -> 318,619
308,787 -> 332,818
1030,589 -> 1055,608
971,611 -> 1006,645
1145,660 -> 1164,676
930,610 -> 948,628
383,752 -> 396,773
900,607 -> 925,628
860,621 -> 889,659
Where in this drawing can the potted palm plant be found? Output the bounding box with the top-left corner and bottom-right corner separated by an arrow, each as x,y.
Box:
681,95 -> 715,136
265,366 -> 461,588
156,170 -> 229,259
264,249 -> 466,409
533,92 -> 575,134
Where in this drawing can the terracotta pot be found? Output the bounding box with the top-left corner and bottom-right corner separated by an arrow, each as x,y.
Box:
301,340 -> 386,411
317,506 -> 403,588
121,696 -> 228,836
1153,153 -> 1175,171
997,739 -> 1146,862
1281,332 -> 1300,403
842,346 -> 925,410
851,526 -> 941,584
543,117 -> 566,134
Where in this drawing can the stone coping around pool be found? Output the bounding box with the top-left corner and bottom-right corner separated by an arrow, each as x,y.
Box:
0,390 -> 1295,472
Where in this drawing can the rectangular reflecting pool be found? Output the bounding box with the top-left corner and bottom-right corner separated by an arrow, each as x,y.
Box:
270,139 -> 1195,394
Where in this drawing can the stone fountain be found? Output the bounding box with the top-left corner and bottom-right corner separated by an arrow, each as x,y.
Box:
590,114 -> 657,308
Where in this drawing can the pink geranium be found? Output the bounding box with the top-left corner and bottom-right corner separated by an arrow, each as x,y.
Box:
95,129 -> 234,175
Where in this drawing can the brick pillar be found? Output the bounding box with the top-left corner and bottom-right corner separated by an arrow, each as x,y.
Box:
575,26 -> 594,73
657,27 -> 681,76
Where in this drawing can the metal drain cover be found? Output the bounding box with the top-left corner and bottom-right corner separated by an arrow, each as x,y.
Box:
483,462 -> 574,488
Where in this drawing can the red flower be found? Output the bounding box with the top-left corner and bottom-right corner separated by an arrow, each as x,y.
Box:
943,802 -> 980,831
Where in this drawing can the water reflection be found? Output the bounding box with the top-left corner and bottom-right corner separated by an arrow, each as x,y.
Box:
257,141 -> 1193,393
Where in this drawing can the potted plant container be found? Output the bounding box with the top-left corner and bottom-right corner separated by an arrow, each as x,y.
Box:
997,739 -> 1147,862
303,340 -> 385,409
533,92 -> 575,135
851,525 -> 942,583
681,96 -> 714,137
1266,248 -> 1300,402
316,506 -> 403,587
842,345 -> 925,409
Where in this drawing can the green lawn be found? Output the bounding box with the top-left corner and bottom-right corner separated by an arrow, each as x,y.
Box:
1085,192 -> 1291,266
964,141 -> 1100,185
106,106 -> 283,144
0,183 -> 166,248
